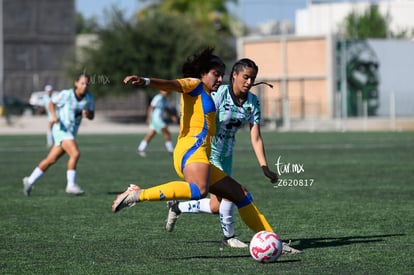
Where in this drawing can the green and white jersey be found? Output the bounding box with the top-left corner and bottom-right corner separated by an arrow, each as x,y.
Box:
52,88 -> 95,135
149,93 -> 167,132
211,85 -> 261,159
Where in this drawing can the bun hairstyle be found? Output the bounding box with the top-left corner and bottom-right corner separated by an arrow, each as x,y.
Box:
182,47 -> 225,78
76,73 -> 90,82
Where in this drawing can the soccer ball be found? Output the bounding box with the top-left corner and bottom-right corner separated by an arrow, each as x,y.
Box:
249,231 -> 283,263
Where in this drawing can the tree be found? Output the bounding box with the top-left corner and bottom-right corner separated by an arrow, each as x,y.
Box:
342,4 -> 388,39
76,13 -> 100,34
71,8 -> 235,98
136,0 -> 244,36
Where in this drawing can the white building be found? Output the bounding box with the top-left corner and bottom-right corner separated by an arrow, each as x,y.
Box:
296,0 -> 414,36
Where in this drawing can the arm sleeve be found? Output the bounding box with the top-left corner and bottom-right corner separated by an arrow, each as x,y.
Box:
176,78 -> 201,93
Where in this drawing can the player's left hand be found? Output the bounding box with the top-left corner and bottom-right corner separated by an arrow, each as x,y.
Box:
262,166 -> 278,183
82,110 -> 94,119
124,75 -> 145,85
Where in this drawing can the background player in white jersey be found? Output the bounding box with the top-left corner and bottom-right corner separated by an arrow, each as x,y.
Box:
43,84 -> 55,148
22,74 -> 95,196
137,90 -> 176,157
166,58 -> 279,248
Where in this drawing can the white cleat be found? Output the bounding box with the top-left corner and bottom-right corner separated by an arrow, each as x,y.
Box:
112,184 -> 141,213
223,237 -> 248,248
282,241 -> 302,254
22,177 -> 33,196
165,200 -> 180,232
65,184 -> 85,195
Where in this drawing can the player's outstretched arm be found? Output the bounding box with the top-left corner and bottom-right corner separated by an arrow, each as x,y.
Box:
123,75 -> 182,93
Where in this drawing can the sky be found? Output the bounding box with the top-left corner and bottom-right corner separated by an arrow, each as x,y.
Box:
75,0 -> 310,27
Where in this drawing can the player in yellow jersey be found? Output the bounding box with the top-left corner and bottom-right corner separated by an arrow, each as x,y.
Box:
112,48 -> 273,234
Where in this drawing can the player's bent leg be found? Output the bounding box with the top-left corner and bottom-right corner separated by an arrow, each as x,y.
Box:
236,193 -> 273,232
112,181 -> 203,213
210,175 -> 273,233
165,198 -> 213,232
61,139 -> 80,169
140,181 -> 202,201
38,146 -> 65,171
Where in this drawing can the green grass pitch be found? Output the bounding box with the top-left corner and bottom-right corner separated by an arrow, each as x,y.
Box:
0,131 -> 413,274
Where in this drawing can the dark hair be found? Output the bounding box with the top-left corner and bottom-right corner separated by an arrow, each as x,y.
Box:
182,47 -> 225,78
76,73 -> 90,82
74,73 -> 91,91
229,58 -> 258,86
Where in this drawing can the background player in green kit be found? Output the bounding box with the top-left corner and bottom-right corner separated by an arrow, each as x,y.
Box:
137,90 -> 176,157
165,59 -> 286,249
23,74 -> 95,196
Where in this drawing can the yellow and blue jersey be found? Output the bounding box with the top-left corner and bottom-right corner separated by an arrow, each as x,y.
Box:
176,78 -> 216,139
173,78 -> 225,183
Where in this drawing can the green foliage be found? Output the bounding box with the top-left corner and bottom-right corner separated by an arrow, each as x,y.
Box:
137,0 -> 239,35
76,12 -> 100,34
71,8 -> 236,98
343,5 -> 388,39
1,131 -> 413,274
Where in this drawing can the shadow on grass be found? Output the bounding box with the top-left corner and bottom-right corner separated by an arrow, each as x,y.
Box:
164,240 -> 302,263
165,254 -> 301,263
290,233 -> 404,251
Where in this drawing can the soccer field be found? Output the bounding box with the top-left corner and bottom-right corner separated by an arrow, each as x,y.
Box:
1,131 -> 413,274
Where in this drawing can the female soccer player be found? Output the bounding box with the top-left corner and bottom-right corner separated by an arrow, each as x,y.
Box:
22,74 -> 95,196
136,90 -> 176,157
112,48 -> 273,234
164,58 -> 278,248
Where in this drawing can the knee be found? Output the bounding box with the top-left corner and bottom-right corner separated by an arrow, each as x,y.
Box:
71,150 -> 80,160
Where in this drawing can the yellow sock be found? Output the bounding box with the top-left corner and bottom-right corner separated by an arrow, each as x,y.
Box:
139,181 -> 201,201
238,202 -> 274,233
